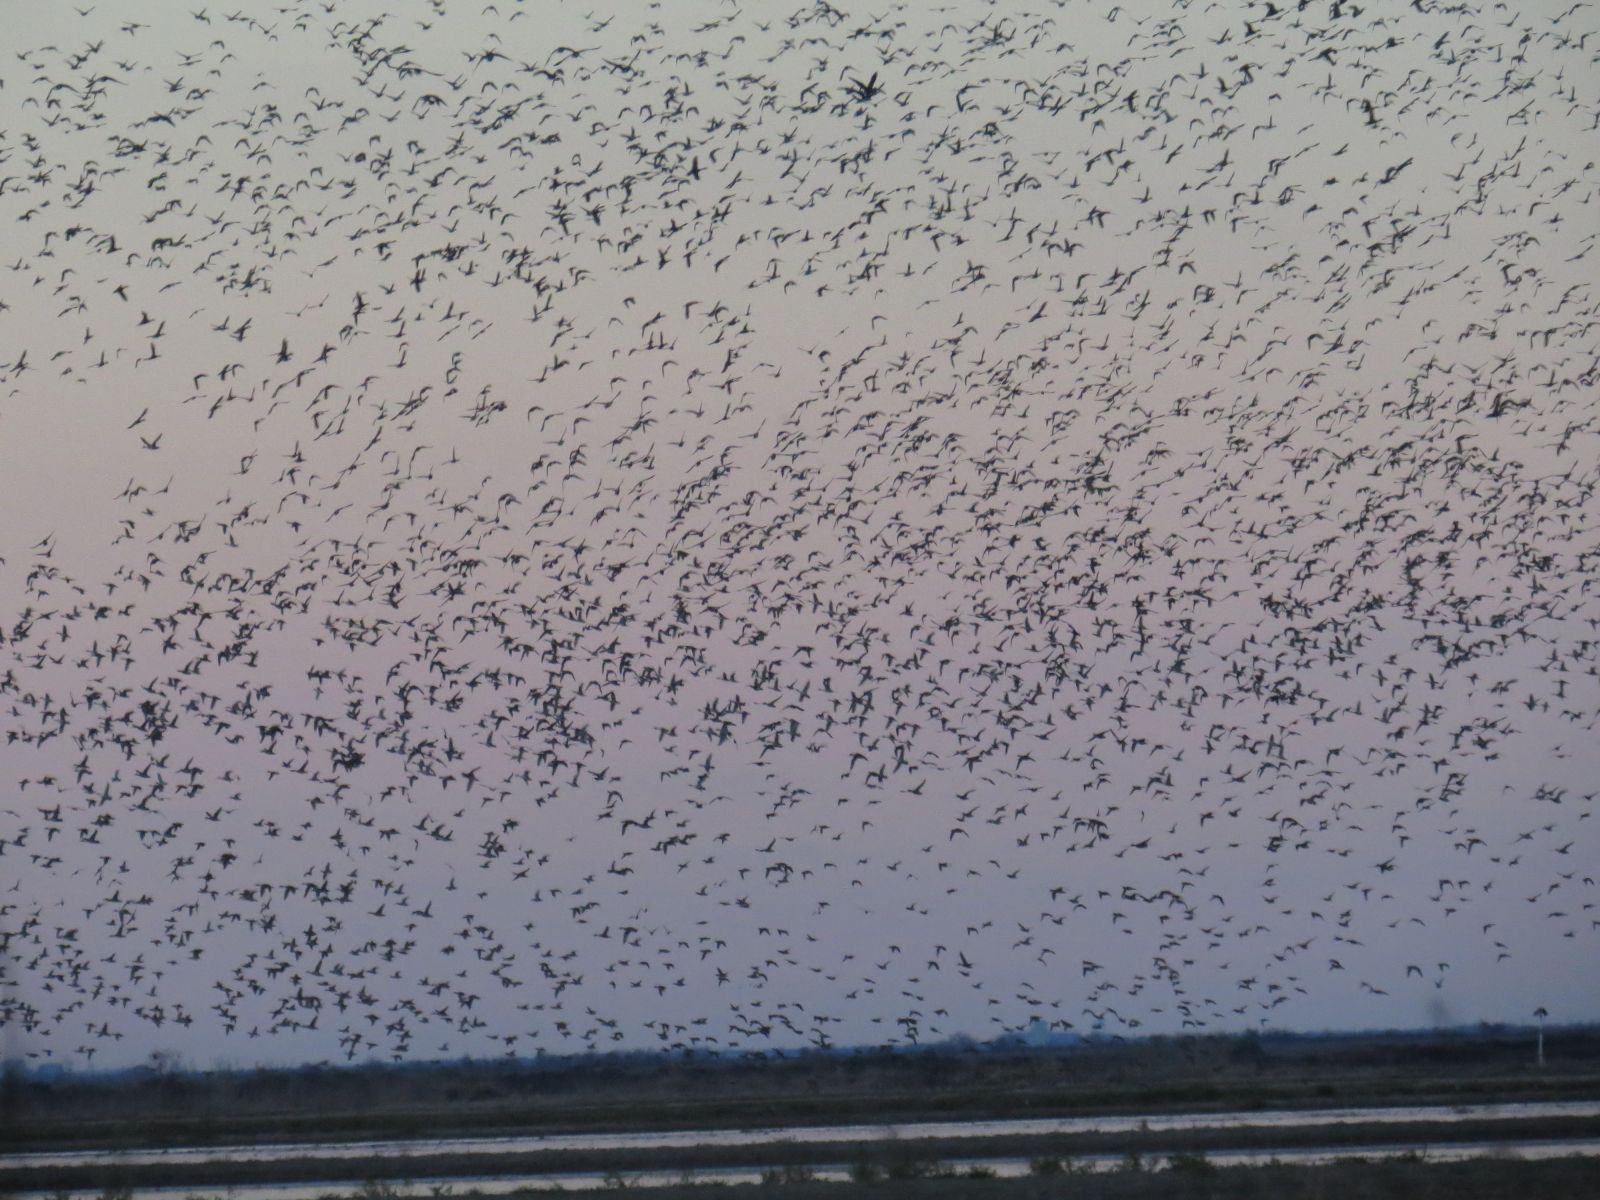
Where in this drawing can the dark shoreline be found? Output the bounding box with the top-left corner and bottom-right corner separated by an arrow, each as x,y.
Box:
5,1113 -> 1598,1193
340,1160 -> 1600,1200
6,1151 -> 1600,1200
7,1032 -> 1600,1196
9,1029 -> 1600,1153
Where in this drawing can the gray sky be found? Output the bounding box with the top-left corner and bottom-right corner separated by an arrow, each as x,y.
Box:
1,0 -> 1597,1071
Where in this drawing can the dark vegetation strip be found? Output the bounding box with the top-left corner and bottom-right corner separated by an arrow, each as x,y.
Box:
551,1157 -> 1600,1200
54,1157 -> 1600,1200
16,1074 -> 1600,1151
7,1030 -> 1600,1152
543,1158 -> 1600,1200
4,1116 -> 1597,1192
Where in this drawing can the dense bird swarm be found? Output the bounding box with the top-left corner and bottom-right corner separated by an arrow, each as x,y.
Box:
1,0 -> 1597,1069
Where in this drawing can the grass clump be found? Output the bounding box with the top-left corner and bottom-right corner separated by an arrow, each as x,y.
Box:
847,1159 -> 883,1183
759,1163 -> 817,1185
1029,1154 -> 1065,1176
1165,1151 -> 1216,1176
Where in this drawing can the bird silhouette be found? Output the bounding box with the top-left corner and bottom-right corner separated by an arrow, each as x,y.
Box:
0,0 -> 1594,1071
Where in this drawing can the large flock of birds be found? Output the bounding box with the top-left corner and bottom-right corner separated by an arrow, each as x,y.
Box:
1,0 -> 1597,1071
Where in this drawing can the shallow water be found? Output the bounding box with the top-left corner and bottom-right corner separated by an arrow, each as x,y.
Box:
9,1137 -> 1600,1200
7,1098 -> 1600,1170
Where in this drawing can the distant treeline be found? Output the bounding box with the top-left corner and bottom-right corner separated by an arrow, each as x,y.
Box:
8,1021 -> 1592,1083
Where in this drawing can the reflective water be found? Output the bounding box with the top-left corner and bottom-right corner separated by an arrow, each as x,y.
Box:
7,1099 -> 1599,1170
9,1137 -> 1600,1200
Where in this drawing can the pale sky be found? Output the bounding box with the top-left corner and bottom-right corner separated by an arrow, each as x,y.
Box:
1,0 -> 1597,1071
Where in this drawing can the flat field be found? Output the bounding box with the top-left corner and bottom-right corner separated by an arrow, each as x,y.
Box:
3,1030 -> 1597,1196
8,1029 -> 1599,1149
